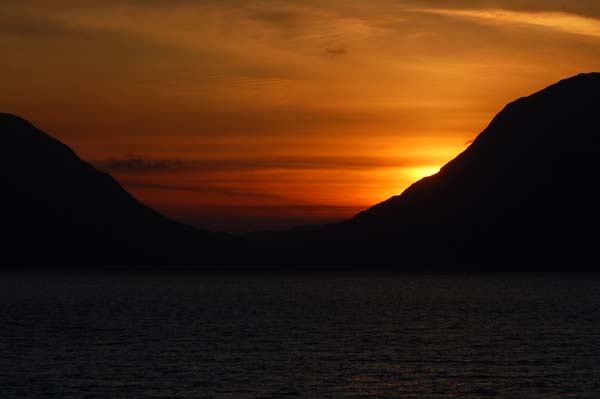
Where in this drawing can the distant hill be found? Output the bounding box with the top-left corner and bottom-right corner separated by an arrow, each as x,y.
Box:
259,73 -> 600,269
0,113 -> 232,267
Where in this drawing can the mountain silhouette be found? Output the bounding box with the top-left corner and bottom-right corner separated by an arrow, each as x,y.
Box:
287,72 -> 600,268
0,113 -> 232,267
2,73 -> 599,269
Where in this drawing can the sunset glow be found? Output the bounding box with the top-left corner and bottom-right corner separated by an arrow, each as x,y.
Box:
3,0 -> 600,231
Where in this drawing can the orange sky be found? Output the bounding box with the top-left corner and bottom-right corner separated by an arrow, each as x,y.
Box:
3,0 -> 600,232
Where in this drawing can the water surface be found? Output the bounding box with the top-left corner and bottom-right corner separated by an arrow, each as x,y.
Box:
1,272 -> 599,398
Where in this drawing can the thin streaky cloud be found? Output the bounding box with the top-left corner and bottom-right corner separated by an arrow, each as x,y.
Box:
417,8 -> 600,38
93,154 -> 446,174
120,181 -> 287,201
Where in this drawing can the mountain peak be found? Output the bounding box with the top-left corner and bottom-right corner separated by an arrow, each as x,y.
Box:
0,112 -> 38,132
0,112 -> 72,159
0,112 -> 27,121
547,71 -> 600,86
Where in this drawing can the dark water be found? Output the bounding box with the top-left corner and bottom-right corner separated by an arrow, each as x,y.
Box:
1,273 -> 600,398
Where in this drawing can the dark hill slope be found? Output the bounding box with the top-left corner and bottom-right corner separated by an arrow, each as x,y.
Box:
0,114 -> 230,267
272,73 -> 600,268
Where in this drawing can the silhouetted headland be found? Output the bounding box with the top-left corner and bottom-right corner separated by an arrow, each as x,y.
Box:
2,73 -> 599,269
0,113 -> 234,267
254,73 -> 600,269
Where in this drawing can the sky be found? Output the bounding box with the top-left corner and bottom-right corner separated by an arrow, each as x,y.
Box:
2,0 -> 600,232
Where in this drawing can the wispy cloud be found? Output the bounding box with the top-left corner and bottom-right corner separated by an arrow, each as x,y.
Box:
325,45 -> 347,57
417,8 -> 600,38
94,155 -> 186,173
120,181 -> 285,200
93,154 -> 444,174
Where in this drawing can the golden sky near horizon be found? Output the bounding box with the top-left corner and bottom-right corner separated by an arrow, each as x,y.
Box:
2,0 -> 600,232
